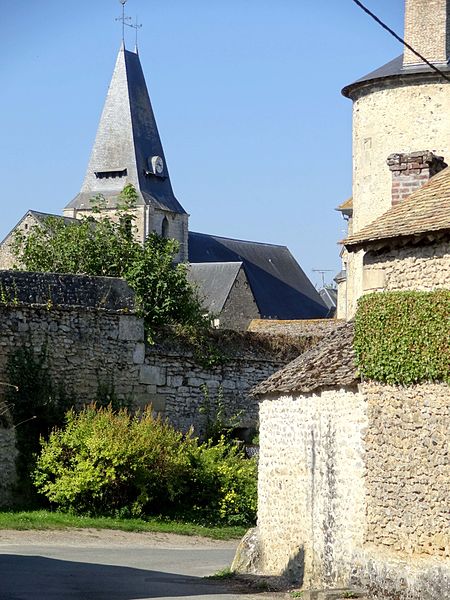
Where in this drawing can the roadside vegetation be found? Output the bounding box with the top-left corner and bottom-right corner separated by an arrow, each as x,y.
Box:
33,404 -> 257,527
0,510 -> 246,540
2,185 -> 258,535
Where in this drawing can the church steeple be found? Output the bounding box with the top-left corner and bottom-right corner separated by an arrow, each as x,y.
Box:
66,45 -> 185,215
64,45 -> 188,259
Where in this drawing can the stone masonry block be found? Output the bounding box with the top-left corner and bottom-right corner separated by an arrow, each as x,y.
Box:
139,364 -> 166,386
119,316 -> 144,341
132,343 -> 145,364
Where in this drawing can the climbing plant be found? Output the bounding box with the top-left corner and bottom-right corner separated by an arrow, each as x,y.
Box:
354,290 -> 450,385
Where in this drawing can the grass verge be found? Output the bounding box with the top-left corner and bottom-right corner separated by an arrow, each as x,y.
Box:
0,510 -> 246,540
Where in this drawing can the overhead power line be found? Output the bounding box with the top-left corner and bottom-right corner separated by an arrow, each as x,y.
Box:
351,0 -> 450,84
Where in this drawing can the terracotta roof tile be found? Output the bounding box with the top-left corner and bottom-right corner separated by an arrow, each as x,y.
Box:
344,168 -> 450,248
336,197 -> 353,212
252,322 -> 358,396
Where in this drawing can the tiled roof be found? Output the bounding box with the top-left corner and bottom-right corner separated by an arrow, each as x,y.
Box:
336,197 -> 353,212
344,167 -> 450,248
252,322 -> 357,396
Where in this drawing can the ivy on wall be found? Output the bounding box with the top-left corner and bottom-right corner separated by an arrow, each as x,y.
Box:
354,290 -> 450,385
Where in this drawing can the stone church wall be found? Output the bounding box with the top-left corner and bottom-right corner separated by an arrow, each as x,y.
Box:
254,383 -> 450,599
219,267 -> 260,331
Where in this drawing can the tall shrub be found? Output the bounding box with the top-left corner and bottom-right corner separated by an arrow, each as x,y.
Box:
33,404 -> 257,525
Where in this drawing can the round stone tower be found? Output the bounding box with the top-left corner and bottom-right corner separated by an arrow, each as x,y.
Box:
340,0 -> 450,317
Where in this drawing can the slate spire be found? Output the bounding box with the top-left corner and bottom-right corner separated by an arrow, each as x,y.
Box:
66,46 -> 185,215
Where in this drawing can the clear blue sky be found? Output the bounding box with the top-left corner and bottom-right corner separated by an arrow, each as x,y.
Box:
0,0 -> 404,288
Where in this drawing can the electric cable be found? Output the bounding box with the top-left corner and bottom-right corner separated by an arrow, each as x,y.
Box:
351,0 -> 450,84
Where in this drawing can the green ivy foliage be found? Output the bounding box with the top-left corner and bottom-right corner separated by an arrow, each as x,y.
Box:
5,344 -> 74,503
354,290 -> 450,385
33,405 -> 257,526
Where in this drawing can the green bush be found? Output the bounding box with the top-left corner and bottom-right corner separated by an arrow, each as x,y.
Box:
180,437 -> 257,526
33,405 -> 257,525
354,290 -> 450,385
33,406 -> 189,517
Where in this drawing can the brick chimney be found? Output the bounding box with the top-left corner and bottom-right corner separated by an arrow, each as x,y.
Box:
403,0 -> 450,67
387,151 -> 447,206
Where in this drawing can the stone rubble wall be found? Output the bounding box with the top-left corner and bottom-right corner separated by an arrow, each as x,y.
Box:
254,382 -> 450,599
257,387 -> 367,588
0,281 -> 287,503
248,318 -> 342,338
143,347 -> 282,436
363,240 -> 450,292
0,305 -> 283,432
363,382 -> 449,559
0,270 -> 135,312
0,427 -> 17,507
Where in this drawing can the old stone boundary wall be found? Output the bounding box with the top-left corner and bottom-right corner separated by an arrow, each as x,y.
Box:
363,240 -> 450,292
248,318 -> 343,338
256,382 -> 449,600
0,271 -> 296,506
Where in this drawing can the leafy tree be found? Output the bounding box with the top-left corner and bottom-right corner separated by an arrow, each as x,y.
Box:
12,185 -> 206,331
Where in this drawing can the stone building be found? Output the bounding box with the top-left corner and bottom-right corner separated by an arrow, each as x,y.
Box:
0,43 -> 327,324
231,2 -> 450,595
338,0 -> 450,318
344,162 -> 450,294
241,324 -> 449,600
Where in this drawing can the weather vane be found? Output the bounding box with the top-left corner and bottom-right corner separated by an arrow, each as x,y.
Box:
129,16 -> 143,50
116,0 -> 132,44
116,1 -> 142,49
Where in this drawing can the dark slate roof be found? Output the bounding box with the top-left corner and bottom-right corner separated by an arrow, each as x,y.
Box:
319,286 -> 337,311
188,231 -> 328,320
29,210 -> 78,225
187,262 -> 243,315
0,210 -> 78,245
252,322 -> 357,396
342,54 -> 450,98
67,47 -> 186,215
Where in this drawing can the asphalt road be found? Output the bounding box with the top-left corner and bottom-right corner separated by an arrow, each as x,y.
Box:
0,529 -> 257,600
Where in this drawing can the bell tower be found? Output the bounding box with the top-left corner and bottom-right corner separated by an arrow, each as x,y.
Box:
64,45 -> 189,262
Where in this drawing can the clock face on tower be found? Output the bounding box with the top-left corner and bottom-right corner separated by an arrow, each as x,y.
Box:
150,155 -> 164,175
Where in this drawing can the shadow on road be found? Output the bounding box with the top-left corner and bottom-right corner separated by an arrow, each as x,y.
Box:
0,554 -> 245,600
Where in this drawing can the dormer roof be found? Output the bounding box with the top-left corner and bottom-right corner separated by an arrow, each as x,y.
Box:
66,46 -> 186,214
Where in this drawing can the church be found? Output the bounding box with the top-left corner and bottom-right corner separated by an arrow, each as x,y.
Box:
0,41 -> 328,328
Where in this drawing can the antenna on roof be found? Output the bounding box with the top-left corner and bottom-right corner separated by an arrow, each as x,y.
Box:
312,269 -> 334,288
116,0 -> 132,46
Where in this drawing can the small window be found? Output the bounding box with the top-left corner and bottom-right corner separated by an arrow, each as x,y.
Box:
161,216 -> 169,238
